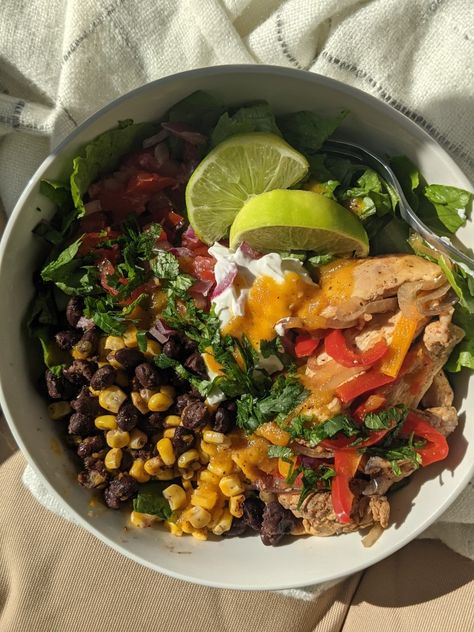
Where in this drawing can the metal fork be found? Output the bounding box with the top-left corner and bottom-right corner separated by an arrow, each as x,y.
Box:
322,139 -> 474,271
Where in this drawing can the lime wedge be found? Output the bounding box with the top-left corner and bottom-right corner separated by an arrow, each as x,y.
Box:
229,189 -> 369,256
185,133 -> 309,244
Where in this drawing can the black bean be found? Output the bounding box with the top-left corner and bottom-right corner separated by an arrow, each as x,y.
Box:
45,369 -> 75,400
172,425 -> 195,456
121,451 -> 134,471
222,517 -> 248,538
175,393 -> 200,414
116,401 -> 140,431
115,348 -> 145,370
78,462 -> 108,489
181,400 -> 209,429
260,501 -> 298,546
68,413 -> 96,435
66,297 -> 83,328
130,376 -> 142,391
71,386 -> 102,417
184,351 -> 208,378
137,412 -> 163,435
103,474 -> 138,509
242,496 -> 265,531
135,362 -> 161,388
63,360 -> 97,386
77,435 -> 105,459
75,327 -> 100,358
90,365 -> 116,390
55,330 -> 81,350
162,338 -> 182,359
213,402 -> 236,434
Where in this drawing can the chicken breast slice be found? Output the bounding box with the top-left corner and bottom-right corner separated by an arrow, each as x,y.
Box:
421,370 -> 454,408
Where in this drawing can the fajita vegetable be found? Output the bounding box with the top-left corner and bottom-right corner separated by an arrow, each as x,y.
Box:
29,92 -> 473,546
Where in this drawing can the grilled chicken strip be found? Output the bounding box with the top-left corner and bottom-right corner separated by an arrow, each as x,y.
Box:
421,370 -> 454,408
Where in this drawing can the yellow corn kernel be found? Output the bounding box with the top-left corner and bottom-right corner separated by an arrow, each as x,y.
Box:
182,480 -> 193,492
177,449 -> 200,469
98,386 -> 127,413
144,457 -> 163,476
130,511 -> 156,528
219,474 -> 245,497
106,352 -> 123,370
128,428 -> 147,450
212,508 -> 233,536
191,486 -> 218,511
144,339 -> 161,359
123,325 -> 138,348
156,438 -> 176,466
181,469 -> 196,481
129,458 -> 151,484
208,455 -> 234,477
163,428 -> 176,439
104,448 -> 122,470
180,520 -> 194,534
89,386 -> 101,397
106,429 -> 130,449
198,450 -> 210,465
164,414 -> 181,427
71,345 -> 90,360
191,528 -> 208,541
94,415 -> 118,431
139,388 -> 159,403
160,385 -> 176,399
199,470 -> 221,486
165,521 -> 183,537
148,392 -> 173,412
155,468 -> 177,481
229,494 -> 245,518
48,401 -> 72,420
104,335 -> 125,351
202,430 -> 230,446
115,370 -> 129,388
131,391 -> 149,414
162,484 -> 187,511
187,506 -> 211,529
200,440 -> 218,458
97,361 -> 109,368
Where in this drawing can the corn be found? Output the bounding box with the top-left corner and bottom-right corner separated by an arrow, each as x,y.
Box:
71,345 -> 90,360
181,469 -> 195,481
199,470 -> 221,486
191,486 -> 218,511
162,484 -> 187,511
202,430 -> 229,445
200,440 -> 218,458
160,385 -> 176,399
163,414 -> 181,427
155,468 -> 177,481
94,415 -> 118,431
115,370 -> 129,388
207,455 -> 234,477
104,335 -> 125,351
187,506 -> 211,529
106,352 -> 123,370
144,339 -> 161,359
97,361 -> 109,368
255,421 -> 290,446
139,388 -> 159,403
143,457 -> 163,476
123,325 -> 138,348
106,429 -> 130,449
177,449 -> 200,469
191,528 -> 208,541
128,428 -> 147,450
130,511 -> 156,528
165,521 -> 183,537
211,508 -> 233,536
131,391 -> 149,414
89,386 -> 101,397
180,520 -> 194,534
198,450 -> 210,465
48,401 -> 72,420
219,474 -> 245,497
182,480 -> 193,492
129,458 -> 150,483
229,494 -> 245,518
104,448 -> 122,470
156,438 -> 176,466
163,428 -> 176,439
98,386 -> 127,413
148,392 -> 173,412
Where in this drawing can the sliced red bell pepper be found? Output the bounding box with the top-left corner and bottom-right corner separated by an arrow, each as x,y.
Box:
399,412 -> 449,466
319,428 -> 389,451
294,334 -> 320,358
331,449 -> 362,523
325,329 -> 388,368
353,394 -> 387,423
98,259 -> 120,296
335,369 -> 396,404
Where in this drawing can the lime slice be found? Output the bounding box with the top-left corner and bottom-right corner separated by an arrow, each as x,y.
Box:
229,189 -> 369,256
186,133 -> 309,244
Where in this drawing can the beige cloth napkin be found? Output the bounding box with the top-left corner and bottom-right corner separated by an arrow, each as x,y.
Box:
1,0 -> 474,581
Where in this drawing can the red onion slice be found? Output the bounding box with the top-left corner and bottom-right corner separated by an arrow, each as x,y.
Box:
182,226 -> 201,248
161,122 -> 206,145
153,142 -> 170,167
169,246 -> 193,259
76,316 -> 95,330
149,319 -> 175,343
211,265 -> 238,299
142,129 -> 168,148
240,241 -> 262,259
190,279 -> 214,297
84,199 -> 102,215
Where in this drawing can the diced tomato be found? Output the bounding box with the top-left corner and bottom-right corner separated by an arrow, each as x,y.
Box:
79,212 -> 108,233
98,259 -> 119,296
97,186 -> 148,216
331,450 -> 362,523
399,412 -> 449,466
335,369 -> 396,404
294,334 -> 320,358
126,171 -> 176,196
325,329 -> 388,368
192,256 -> 216,283
78,228 -> 120,256
166,211 -> 185,228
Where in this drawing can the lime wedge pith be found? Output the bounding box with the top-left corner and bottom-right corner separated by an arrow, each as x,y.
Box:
185,133 -> 309,245
229,189 -> 369,256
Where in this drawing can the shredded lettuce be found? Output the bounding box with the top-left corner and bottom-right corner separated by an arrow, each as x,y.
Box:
210,103 -> 281,146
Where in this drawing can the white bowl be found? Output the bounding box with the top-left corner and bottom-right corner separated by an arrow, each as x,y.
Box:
0,65 -> 473,590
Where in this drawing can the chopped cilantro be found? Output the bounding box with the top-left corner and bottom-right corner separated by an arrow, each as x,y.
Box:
267,445 -> 294,459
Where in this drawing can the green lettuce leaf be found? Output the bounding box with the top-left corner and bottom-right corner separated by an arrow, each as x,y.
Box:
132,482 -> 172,519
210,103 -> 281,147
424,184 -> 472,233
278,110 -> 347,154
446,307 -> 474,372
438,257 -> 474,314
167,90 -> 224,132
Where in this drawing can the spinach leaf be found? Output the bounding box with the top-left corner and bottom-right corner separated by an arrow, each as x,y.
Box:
167,90 -> 224,132
211,102 -> 281,146
40,238 -> 95,295
424,184 -> 471,234
132,482 -> 173,519
438,257 -> 474,314
278,110 -> 347,154
446,306 -> 474,372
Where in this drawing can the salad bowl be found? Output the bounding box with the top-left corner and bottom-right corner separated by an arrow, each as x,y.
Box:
0,65 -> 473,590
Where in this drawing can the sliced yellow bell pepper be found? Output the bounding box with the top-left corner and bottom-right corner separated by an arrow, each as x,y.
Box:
380,315 -> 419,378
